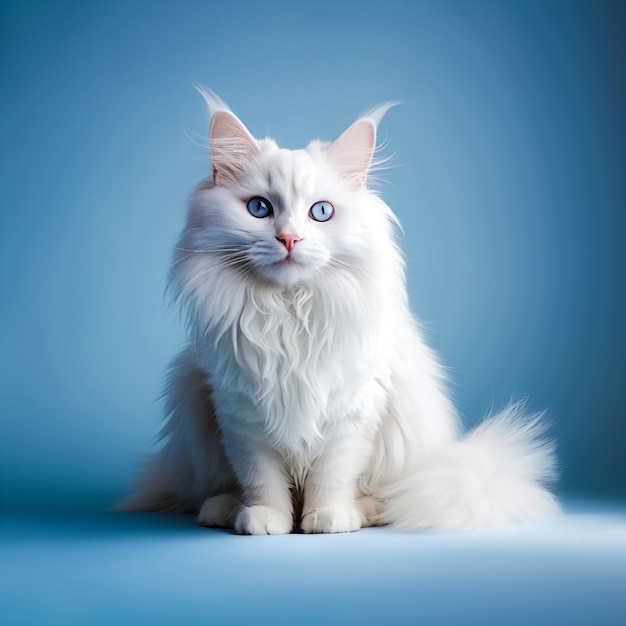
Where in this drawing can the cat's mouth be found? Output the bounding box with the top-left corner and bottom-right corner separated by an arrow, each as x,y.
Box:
275,254 -> 298,267
254,249 -> 325,287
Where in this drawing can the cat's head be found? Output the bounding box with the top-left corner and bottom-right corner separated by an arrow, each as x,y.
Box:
179,90 -> 398,289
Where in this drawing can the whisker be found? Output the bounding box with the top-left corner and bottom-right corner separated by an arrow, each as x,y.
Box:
172,245 -> 251,266
174,245 -> 248,254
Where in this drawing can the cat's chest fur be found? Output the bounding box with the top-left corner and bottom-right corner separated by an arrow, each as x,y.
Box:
199,281 -> 385,456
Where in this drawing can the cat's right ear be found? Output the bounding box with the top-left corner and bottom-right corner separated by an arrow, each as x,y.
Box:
210,111 -> 259,186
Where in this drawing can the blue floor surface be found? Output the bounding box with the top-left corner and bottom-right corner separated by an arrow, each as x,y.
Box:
2,500 -> 625,626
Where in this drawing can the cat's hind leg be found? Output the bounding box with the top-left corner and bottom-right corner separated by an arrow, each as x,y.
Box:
197,493 -> 240,528
357,494 -> 381,528
117,350 -> 237,513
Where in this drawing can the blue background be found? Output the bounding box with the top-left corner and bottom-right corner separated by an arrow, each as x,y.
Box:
1,1 -> 625,624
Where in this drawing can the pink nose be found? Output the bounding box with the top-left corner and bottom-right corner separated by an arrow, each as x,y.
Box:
276,234 -> 302,252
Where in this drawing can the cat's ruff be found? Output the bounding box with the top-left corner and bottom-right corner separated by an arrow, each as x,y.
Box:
119,90 -> 559,533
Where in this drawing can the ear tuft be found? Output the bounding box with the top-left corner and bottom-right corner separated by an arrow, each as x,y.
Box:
361,101 -> 399,127
193,84 -> 231,117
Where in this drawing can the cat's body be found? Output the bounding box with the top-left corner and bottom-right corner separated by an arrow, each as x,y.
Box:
120,91 -> 558,533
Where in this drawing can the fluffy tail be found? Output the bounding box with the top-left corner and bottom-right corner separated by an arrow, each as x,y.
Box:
377,403 -> 560,530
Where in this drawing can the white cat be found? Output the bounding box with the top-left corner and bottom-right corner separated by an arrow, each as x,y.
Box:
119,90 -> 559,533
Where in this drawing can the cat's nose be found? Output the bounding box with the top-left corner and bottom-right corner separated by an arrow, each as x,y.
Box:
276,234 -> 302,252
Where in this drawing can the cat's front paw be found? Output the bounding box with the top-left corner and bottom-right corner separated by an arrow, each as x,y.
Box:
301,504 -> 363,534
234,505 -> 293,535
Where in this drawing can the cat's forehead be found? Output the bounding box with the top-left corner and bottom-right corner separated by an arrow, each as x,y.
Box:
256,142 -> 319,194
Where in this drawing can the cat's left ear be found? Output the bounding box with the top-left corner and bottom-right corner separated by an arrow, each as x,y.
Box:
327,119 -> 376,189
328,103 -> 396,189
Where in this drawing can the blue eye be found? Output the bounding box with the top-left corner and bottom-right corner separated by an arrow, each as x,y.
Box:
310,201 -> 334,222
247,197 -> 273,218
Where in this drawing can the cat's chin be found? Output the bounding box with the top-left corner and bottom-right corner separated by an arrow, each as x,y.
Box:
257,258 -> 322,287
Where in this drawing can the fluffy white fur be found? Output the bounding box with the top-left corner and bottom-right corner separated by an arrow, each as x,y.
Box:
119,90 -> 559,533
